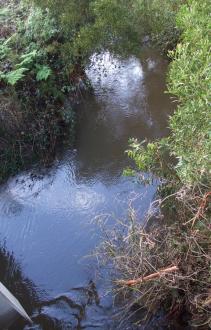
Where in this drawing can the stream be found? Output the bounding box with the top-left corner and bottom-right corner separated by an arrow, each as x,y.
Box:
0,49 -> 174,329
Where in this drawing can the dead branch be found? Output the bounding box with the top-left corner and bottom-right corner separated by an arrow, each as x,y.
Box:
117,265 -> 179,286
184,191 -> 211,227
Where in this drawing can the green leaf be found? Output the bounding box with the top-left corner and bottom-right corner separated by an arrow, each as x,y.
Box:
5,67 -> 29,85
36,65 -> 52,81
15,50 -> 37,68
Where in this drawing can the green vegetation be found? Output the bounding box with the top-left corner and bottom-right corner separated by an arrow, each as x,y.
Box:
110,1 -> 211,327
127,0 -> 211,185
168,1 -> 211,184
0,0 -> 182,181
0,0 -> 210,326
33,0 -> 139,57
0,1 -> 86,180
33,0 -> 182,57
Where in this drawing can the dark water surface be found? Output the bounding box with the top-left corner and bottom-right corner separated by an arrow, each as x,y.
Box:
0,49 -> 174,329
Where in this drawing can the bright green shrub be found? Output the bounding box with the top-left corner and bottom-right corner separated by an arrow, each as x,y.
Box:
127,0 -> 210,186
167,0 -> 211,184
35,65 -> 52,81
0,67 -> 28,85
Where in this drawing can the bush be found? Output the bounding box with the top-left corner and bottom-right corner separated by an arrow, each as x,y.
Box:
127,0 -> 211,186
167,0 -> 211,184
0,1 -> 83,182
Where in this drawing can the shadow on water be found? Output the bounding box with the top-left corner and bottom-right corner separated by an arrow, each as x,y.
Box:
0,245 -> 38,329
0,49 -> 175,329
0,245 -> 110,329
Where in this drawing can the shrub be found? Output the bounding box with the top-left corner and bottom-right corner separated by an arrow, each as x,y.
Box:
167,0 -> 211,184
0,1 -> 81,181
127,0 -> 211,186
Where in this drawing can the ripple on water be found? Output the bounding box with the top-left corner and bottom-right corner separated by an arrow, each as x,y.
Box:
69,186 -> 105,215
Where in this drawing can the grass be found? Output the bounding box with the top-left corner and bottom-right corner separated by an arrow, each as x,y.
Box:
98,185 -> 211,328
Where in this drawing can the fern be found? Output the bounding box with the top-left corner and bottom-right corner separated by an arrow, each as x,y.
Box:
0,43 -> 10,60
36,64 -> 52,81
15,50 -> 37,69
0,71 -> 6,80
4,67 -> 29,85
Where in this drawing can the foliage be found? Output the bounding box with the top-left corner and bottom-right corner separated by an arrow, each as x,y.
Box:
33,0 -> 182,61
127,0 -> 211,186
0,49 -> 37,85
36,64 -> 52,81
124,137 -> 176,181
0,4 -> 59,86
33,0 -> 141,60
167,0 -> 211,184
0,0 -> 210,326
136,0 -> 182,52
0,0 -> 81,181
0,67 -> 28,85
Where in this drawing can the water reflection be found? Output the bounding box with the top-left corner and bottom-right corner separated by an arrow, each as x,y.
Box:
75,49 -> 174,181
0,49 -> 174,329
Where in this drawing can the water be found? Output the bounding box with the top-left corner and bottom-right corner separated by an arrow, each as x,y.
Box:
0,49 -> 174,329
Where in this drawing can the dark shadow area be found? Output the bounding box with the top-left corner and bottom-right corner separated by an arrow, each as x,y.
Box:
0,244 -> 39,329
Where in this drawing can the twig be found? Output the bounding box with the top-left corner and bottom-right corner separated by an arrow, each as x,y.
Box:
184,191 -> 211,227
117,265 -> 179,286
